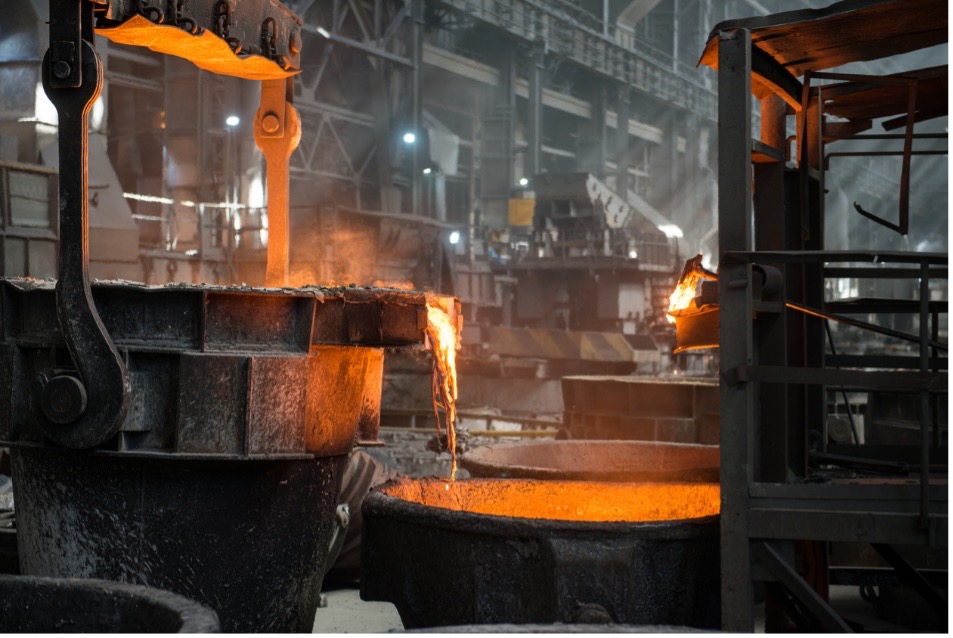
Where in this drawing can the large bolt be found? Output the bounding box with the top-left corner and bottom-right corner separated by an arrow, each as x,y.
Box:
261,113 -> 281,134
52,60 -> 71,79
40,375 -> 87,425
289,30 -> 302,54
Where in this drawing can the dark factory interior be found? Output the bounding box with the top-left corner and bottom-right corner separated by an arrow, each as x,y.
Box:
0,0 -> 947,633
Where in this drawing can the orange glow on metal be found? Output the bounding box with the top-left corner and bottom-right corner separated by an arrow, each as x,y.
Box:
667,270 -> 706,324
426,298 -> 460,479
97,15 -> 297,81
384,478 -> 720,523
667,255 -> 717,324
372,280 -> 416,290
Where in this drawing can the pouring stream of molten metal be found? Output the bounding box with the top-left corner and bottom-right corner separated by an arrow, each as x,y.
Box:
425,299 -> 460,479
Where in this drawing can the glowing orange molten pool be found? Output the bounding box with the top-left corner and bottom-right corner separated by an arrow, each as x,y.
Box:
425,298 -> 460,479
383,478 -> 720,523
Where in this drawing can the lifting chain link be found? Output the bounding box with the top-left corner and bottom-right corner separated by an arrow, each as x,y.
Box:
213,0 -> 242,53
261,17 -> 277,61
166,0 -> 200,35
136,0 -> 165,23
259,18 -> 291,70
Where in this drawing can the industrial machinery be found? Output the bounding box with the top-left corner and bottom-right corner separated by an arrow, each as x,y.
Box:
362,477 -> 720,628
510,172 -> 677,336
1,574 -> 220,632
0,0 -> 456,631
688,0 -> 948,631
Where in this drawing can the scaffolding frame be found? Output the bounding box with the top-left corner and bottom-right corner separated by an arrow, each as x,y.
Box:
715,27 -> 948,631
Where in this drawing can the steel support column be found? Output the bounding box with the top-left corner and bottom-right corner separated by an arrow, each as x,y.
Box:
755,542 -> 851,632
919,260 -> 931,527
804,94 -> 826,461
654,105 -> 680,215
578,83 -> 608,178
615,84 -> 631,195
526,39 -> 544,179
479,49 -> 516,227
755,94 -> 789,479
717,28 -> 755,632
410,0 -> 424,216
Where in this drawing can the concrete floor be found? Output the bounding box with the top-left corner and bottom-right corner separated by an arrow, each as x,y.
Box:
313,588 -> 404,633
312,585 -> 932,633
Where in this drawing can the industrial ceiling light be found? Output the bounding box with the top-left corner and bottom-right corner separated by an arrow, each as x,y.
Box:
658,224 -> 684,238
316,26 -> 331,38
423,167 -> 432,174
402,131 -> 416,144
449,231 -> 461,245
519,177 -> 529,187
225,115 -> 240,127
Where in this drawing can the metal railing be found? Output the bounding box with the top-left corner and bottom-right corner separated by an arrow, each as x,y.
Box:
435,0 -> 717,120
496,226 -> 672,269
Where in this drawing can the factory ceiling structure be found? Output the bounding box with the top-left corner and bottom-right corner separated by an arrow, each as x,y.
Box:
1,0 -> 945,322
0,0 -> 948,633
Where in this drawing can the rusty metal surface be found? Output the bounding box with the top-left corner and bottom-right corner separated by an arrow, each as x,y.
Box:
461,440 -> 719,483
561,375 -> 720,443
0,574 -> 220,632
39,2 -> 131,450
361,478 -> 720,629
698,0 -> 948,107
176,353 -> 249,454
12,447 -> 344,632
0,279 -> 447,457
306,346 -> 381,457
673,306 -> 719,353
1,278 -> 439,347
95,1 -> 302,80
818,65 -> 947,124
358,351 -> 385,444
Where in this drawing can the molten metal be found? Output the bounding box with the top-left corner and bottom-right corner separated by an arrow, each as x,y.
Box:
425,298 -> 460,479
384,478 -> 720,523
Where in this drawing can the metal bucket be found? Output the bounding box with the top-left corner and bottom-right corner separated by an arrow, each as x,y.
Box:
0,574 -> 220,632
1,280 -> 453,631
361,478 -> 720,629
461,440 -> 719,482
12,447 -> 345,632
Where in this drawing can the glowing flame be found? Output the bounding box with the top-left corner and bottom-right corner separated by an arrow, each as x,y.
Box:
426,298 -> 460,479
667,254 -> 716,323
667,271 -> 705,323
